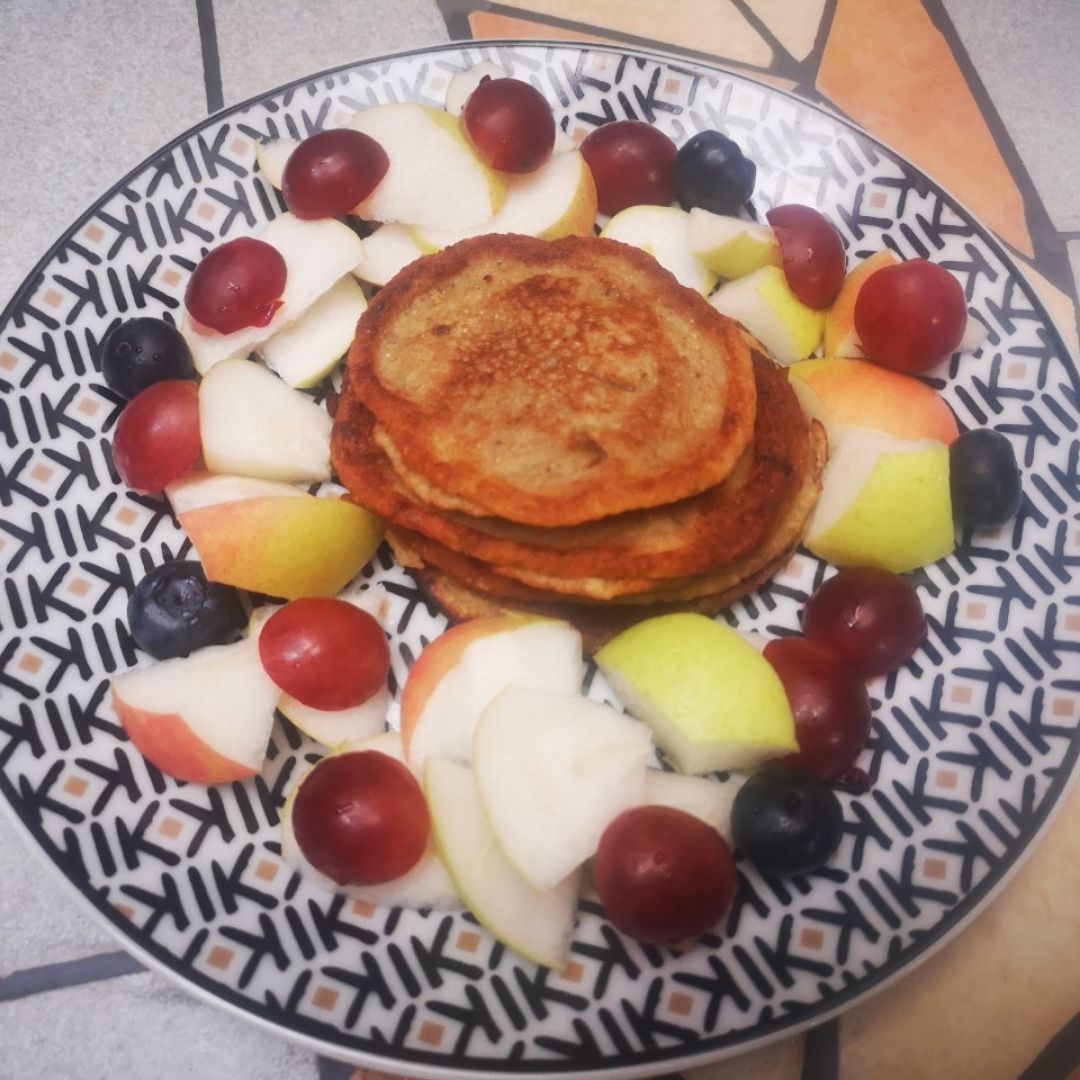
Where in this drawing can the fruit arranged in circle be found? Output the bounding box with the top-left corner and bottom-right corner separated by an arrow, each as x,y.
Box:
950,428 -> 1023,527
854,258 -> 967,374
282,129 -> 389,219
460,77 -> 556,174
579,120 -> 677,216
292,750 -> 430,886
593,805 -> 737,943
100,317 -> 195,399
731,765 -> 844,876
762,636 -> 872,780
128,560 -> 245,660
766,204 -> 847,311
802,568 -> 926,676
185,237 -> 287,334
259,598 -> 390,711
675,130 -> 756,215
111,379 -> 201,493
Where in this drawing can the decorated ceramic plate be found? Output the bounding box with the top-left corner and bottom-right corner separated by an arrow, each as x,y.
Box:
1,40 -> 1078,1079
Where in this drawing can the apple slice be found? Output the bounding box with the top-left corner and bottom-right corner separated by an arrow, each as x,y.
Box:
595,614 -> 798,774
352,224 -> 427,287
199,358 -> 333,482
347,103 -> 507,231
688,208 -> 780,280
805,428 -> 954,572
112,637 -> 278,784
280,733 -> 461,910
425,756 -> 579,968
182,213 -> 365,375
709,265 -> 825,365
258,276 -> 367,388
401,616 -> 584,773
599,205 -> 717,295
254,138 -> 298,189
824,249 -> 900,357
473,686 -> 652,890
641,770 -> 741,844
180,493 -> 383,599
166,470 -> 306,515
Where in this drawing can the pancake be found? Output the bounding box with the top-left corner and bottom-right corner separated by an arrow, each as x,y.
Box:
333,352 -> 805,582
340,233 -> 757,526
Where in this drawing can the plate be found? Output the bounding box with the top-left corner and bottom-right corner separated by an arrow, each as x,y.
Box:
2,40 -> 1078,1079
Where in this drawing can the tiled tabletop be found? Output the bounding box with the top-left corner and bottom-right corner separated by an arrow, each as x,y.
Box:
1,3 -> 1078,1079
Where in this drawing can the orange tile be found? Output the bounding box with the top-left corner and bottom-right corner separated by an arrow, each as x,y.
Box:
115,506 -> 138,527
197,202 -> 216,221
418,1020 -> 445,1047
77,397 -> 100,417
31,463 -> 54,483
157,816 -> 183,839
207,945 -> 234,969
800,927 -> 825,950
230,136 -> 249,157
1053,698 -> 1076,718
560,960 -> 585,983
43,288 -> 64,308
456,930 -> 481,953
312,986 -> 339,1010
254,859 -> 279,882
469,11 -> 620,46
63,776 -> 89,797
1066,613 -> 1080,632
869,191 -> 888,209
668,990 -> 694,1016
114,903 -> 135,920
0,351 -> 17,371
923,857 -> 948,880
937,770 -> 959,791
351,899 -> 377,917
161,267 -> 183,288
84,223 -> 105,243
818,0 -> 1032,257
68,577 -> 92,598
951,685 -> 973,706
1007,361 -> 1027,380
19,653 -> 43,674
965,601 -> 987,620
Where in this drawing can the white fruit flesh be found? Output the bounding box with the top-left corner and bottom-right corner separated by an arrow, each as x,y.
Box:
199,358 -> 333,483
259,276 -> 368,387
600,205 -> 717,294
278,685 -> 389,749
183,213 -> 365,374
254,138 -> 298,189
348,103 -> 506,231
641,770 -> 741,844
425,757 -> 579,968
352,224 -> 427,287
406,620 -> 584,773
687,208 -> 779,279
473,686 -> 653,890
165,471 -> 305,515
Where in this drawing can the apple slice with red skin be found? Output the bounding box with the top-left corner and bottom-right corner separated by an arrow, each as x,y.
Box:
766,204 -> 846,310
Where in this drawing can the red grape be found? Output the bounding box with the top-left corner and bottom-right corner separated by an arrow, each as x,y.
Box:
460,77 -> 555,174
282,129 -> 389,219
765,204 -> 846,310
593,805 -> 737,944
854,259 -> 967,374
185,237 -> 287,334
763,637 -> 871,781
259,599 -> 389,711
112,380 -> 201,493
580,120 -> 677,216
292,751 -> 430,886
802,568 -> 926,676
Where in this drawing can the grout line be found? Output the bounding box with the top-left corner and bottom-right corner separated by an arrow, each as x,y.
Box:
801,1018 -> 840,1080
0,951 -> 145,1003
195,0 -> 225,114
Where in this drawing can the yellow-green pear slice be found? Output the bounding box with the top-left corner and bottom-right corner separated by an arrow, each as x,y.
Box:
425,757 -> 579,968
687,208 -> 780,280
806,429 -> 954,572
709,265 -> 824,365
254,138 -> 298,189
352,224 -> 427,287
641,770 -> 741,843
595,614 -> 797,774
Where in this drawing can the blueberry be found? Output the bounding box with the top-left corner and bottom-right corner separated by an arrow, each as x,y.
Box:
675,130 -> 756,215
731,765 -> 843,876
100,317 -> 195,399
127,561 -> 246,659
950,428 -> 1022,527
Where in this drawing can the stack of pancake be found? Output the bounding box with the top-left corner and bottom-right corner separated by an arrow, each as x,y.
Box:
332,234 -> 825,651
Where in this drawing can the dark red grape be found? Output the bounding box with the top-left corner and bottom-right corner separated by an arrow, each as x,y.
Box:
854,259 -> 967,374
766,204 -> 846,310
460,77 -> 555,174
763,637 -> 872,781
127,560 -> 245,659
111,380 -> 201,493
185,237 -> 287,334
950,428 -> 1022,527
100,317 -> 194,399
282,129 -> 389,219
292,751 -> 430,886
802,568 -> 926,675
580,120 -> 677,216
593,805 -> 737,944
259,599 -> 389,711
675,130 -> 755,214
731,765 -> 843,876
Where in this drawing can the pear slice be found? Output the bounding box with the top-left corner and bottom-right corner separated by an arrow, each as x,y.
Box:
182,213 -> 365,375
254,138 -> 298,189
352,224 -> 427,287
641,770 -> 741,843
473,686 -> 653,890
600,205 -> 717,294
687,208 -> 780,280
595,614 -> 797,774
258,276 -> 367,387
425,756 -> 579,968
348,103 -> 507,231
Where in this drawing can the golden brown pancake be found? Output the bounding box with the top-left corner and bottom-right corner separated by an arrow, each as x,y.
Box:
333,352 -> 804,582
340,233 -> 757,527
